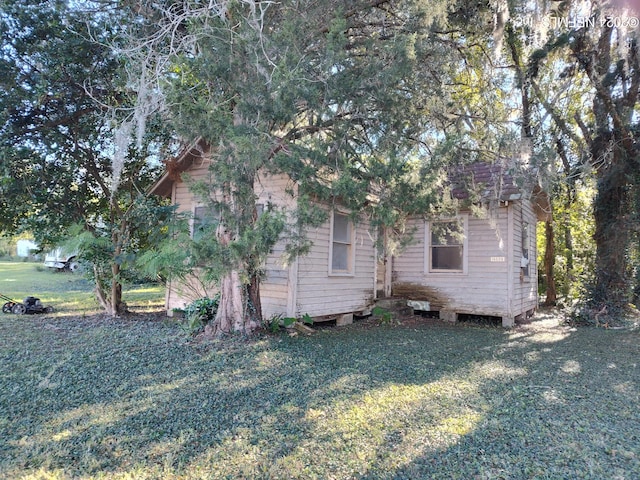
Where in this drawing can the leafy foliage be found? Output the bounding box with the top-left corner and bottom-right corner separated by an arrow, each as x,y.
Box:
263,312 -> 314,333
537,182 -> 597,303
114,0 -> 490,331
372,305 -> 394,325
0,260 -> 164,316
5,0 -> 640,321
502,1 -> 640,311
0,0 -> 175,315
180,295 -> 220,334
263,314 -> 296,333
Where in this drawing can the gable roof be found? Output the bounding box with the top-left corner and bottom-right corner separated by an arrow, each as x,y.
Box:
150,146 -> 552,222
149,138 -> 209,198
449,162 -> 522,201
448,161 -> 551,221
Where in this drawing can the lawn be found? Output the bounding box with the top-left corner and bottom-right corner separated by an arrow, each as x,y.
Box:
1,299 -> 639,479
0,261 -> 164,315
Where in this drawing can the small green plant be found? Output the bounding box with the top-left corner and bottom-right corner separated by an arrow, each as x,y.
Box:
182,295 -> 220,334
264,314 -> 282,333
372,306 -> 394,325
282,317 -> 297,327
264,313 -> 311,333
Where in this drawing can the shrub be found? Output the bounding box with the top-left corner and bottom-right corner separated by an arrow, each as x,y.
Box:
372,306 -> 394,324
182,295 -> 220,334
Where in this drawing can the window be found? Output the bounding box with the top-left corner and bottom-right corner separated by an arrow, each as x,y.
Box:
330,211 -> 353,274
428,217 -> 466,272
521,222 -> 530,277
191,205 -> 220,240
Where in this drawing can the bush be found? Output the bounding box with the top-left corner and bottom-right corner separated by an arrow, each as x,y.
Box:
182,295 -> 220,334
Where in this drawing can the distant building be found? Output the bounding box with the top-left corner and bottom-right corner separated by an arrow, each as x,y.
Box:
16,239 -> 38,258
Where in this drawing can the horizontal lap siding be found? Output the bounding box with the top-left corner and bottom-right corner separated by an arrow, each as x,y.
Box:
168,169 -> 296,318
166,174 -> 210,312
393,210 -> 513,317
295,216 -> 376,317
392,224 -> 424,278
167,272 -> 218,311
167,161 -> 218,312
257,173 -> 297,319
262,239 -> 292,319
173,160 -> 211,214
511,202 -> 538,316
167,167 -> 379,320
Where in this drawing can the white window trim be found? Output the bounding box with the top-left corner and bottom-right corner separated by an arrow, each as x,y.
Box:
424,214 -> 469,275
328,210 -> 356,276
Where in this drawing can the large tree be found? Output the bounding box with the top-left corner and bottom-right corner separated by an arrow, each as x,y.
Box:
491,0 -> 640,315
0,0 -> 172,315
119,0 -> 469,334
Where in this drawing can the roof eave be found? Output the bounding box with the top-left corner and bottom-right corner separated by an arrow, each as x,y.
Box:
148,137 -> 208,199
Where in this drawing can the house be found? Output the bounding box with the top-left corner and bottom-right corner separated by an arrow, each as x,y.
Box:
150,140 -> 377,325
152,139 -> 549,328
385,162 -> 551,327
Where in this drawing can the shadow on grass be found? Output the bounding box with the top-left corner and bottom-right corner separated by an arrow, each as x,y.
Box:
0,311 -> 638,479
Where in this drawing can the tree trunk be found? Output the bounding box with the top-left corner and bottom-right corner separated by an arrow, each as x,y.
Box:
543,220 -> 557,306
207,222 -> 260,336
94,264 -> 111,312
564,208 -> 574,298
592,153 -> 630,311
248,269 -> 262,326
110,261 -> 124,316
108,218 -> 127,317
94,264 -> 125,316
214,269 -> 247,333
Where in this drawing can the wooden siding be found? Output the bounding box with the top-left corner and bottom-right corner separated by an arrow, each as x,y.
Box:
165,159 -> 217,312
172,159 -> 212,215
255,173 -> 298,319
164,165 -> 377,320
510,201 -> 539,318
295,211 -> 376,317
166,166 -> 298,318
393,205 -> 536,319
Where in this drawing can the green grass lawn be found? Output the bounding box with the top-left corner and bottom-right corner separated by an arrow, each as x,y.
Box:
0,261 -> 164,315
1,305 -> 639,479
